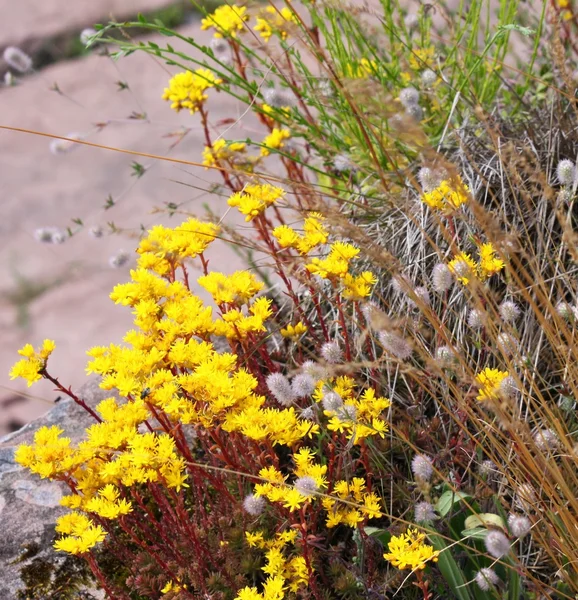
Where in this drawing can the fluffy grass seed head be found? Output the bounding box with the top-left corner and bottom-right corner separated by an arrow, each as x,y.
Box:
294,476 -> 319,497
320,340 -> 343,364
411,454 -> 433,481
431,263 -> 453,292
468,308 -> 486,329
414,501 -> 437,523
266,373 -> 296,406
557,159 -> 576,185
243,493 -> 266,516
34,227 -> 67,244
3,46 -> 32,73
508,514 -> 531,538
291,373 -> 316,398
378,330 -> 412,360
418,167 -> 445,192
484,530 -> 511,558
321,390 -> 343,412
399,87 -> 420,107
499,300 -> 521,323
475,568 -> 500,591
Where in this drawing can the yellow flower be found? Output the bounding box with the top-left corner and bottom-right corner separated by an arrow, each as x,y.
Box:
383,528 -> 439,571
341,58 -> 377,79
280,322 -> 307,339
228,183 -> 285,221
260,128 -> 291,157
254,6 -> 299,42
197,270 -> 264,304
478,242 -> 505,279
306,242 -> 360,279
162,69 -> 222,114
272,213 -> 328,255
10,339 -> 56,386
202,138 -> 247,168
475,367 -> 509,401
409,46 -> 435,70
421,176 -> 469,212
201,5 -> 248,38
448,252 -> 478,285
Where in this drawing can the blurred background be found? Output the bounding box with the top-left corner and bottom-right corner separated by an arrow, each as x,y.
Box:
0,0 -> 248,436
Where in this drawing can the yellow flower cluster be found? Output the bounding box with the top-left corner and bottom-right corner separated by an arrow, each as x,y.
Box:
260,128 -> 291,157
341,58 -> 377,79
383,528 -> 439,571
314,377 -> 390,443
162,69 -> 222,114
228,183 -> 286,221
9,339 -> 55,386
280,321 -> 307,339
273,212 -> 328,255
254,6 -> 299,42
421,176 -> 469,212
322,477 -> 383,528
53,512 -> 107,555
202,138 -> 248,168
201,4 -> 248,38
448,242 -> 504,285
253,448 -> 327,511
307,242 -> 377,300
475,367 -> 510,401
242,530 -> 309,597
409,46 -> 435,70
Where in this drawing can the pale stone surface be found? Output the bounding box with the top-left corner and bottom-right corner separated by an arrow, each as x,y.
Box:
0,379 -> 110,599
0,0 -> 178,52
0,20 -> 250,435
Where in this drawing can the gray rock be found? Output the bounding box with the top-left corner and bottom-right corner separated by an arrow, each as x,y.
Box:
0,379 -> 110,599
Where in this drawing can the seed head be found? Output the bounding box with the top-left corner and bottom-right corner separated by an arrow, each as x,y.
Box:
421,69 -> 437,86
557,159 -> 576,186
210,37 -> 230,56
266,373 -> 295,406
294,476 -> 318,497
301,360 -> 328,381
533,428 -> 559,452
80,28 -> 98,46
378,331 -> 412,360
321,390 -> 343,412
432,263 -> 453,292
337,404 -> 357,422
484,530 -> 510,558
291,373 -> 316,398
497,333 -> 518,356
3,46 -> 32,73
399,87 -> 420,107
243,494 -> 266,516
405,103 -> 423,121
499,376 -> 518,399
109,250 -> 130,269
508,514 -> 531,538
411,454 -> 433,481
321,340 -> 343,364
515,484 -> 537,512
478,460 -> 496,477
418,167 -> 445,192
435,346 -> 455,366
88,225 -> 104,239
475,568 -> 500,591
414,501 -> 437,522
499,300 -> 521,323
408,286 -> 430,308
468,308 -> 485,329
264,86 -> 294,108
49,132 -> 83,155
34,227 -> 66,244
555,301 -> 574,321
300,406 -> 315,420
333,153 -> 356,173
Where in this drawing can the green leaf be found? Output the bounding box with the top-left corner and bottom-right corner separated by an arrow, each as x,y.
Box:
506,556 -> 522,600
428,533 -> 473,600
464,514 -> 505,531
436,491 -> 473,517
461,527 -> 489,541
364,527 -> 391,547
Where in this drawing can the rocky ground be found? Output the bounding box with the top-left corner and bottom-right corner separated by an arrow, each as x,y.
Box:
0,0 -> 251,436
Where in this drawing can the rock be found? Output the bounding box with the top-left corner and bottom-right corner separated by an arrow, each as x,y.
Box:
0,0 -> 180,67
0,379 -> 113,599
